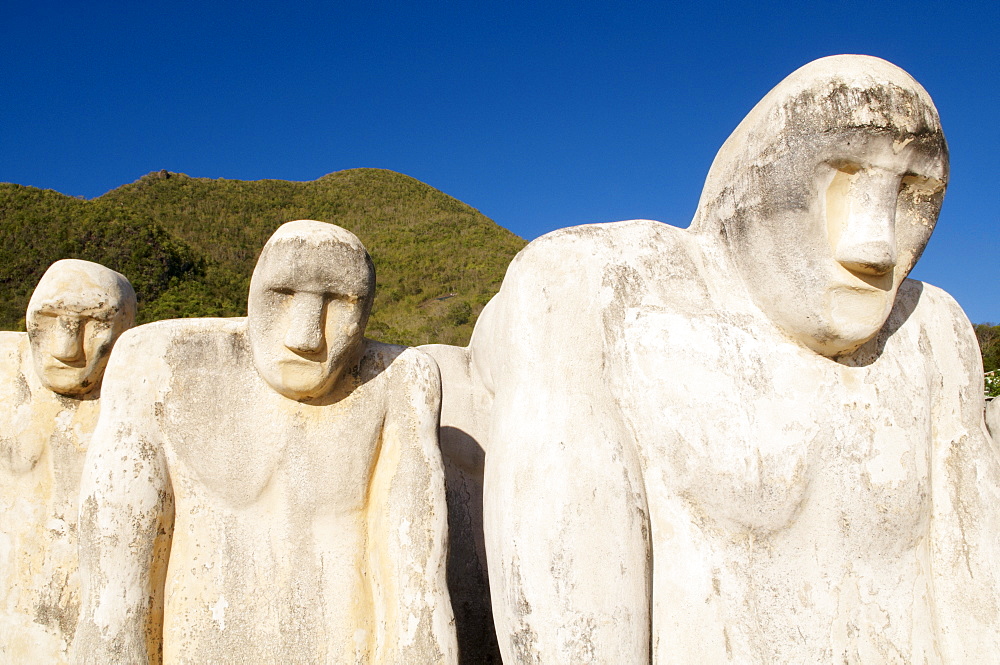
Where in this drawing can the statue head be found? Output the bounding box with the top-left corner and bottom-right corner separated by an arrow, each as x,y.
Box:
247,220 -> 375,401
692,55 -> 948,357
26,259 -> 137,397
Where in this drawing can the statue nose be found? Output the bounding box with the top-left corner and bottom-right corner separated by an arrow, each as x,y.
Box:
835,240 -> 896,276
51,316 -> 84,362
830,168 -> 898,277
284,293 -> 325,355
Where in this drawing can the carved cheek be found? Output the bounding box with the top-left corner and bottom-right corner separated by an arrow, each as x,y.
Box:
84,323 -> 117,372
325,303 -> 361,349
893,174 -> 945,276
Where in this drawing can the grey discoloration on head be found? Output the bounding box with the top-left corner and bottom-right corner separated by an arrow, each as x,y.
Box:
26,259 -> 136,396
247,220 -> 376,401
692,55 -> 947,358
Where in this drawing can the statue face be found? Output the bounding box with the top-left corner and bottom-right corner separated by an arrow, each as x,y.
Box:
730,129 -> 946,357
695,56 -> 948,358
247,222 -> 374,401
26,260 -> 136,396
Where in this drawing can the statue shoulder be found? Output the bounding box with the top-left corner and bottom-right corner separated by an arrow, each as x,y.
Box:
0,331 -> 27,374
0,333 -> 29,412
899,278 -> 981,371
114,317 -> 245,354
0,330 -> 25,351
105,318 -> 248,392
499,220 -> 693,305
903,280 -> 973,333
362,341 -> 440,395
513,220 -> 684,271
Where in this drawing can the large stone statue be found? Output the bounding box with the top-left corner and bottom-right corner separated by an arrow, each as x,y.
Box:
72,221 -> 457,664
0,259 -> 135,663
445,55 -> 1000,662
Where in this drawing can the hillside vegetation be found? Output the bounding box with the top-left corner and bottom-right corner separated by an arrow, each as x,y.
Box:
975,324 -> 1000,397
0,169 -> 526,346
975,324 -> 1000,374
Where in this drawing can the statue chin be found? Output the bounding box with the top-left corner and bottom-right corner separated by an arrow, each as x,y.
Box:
801,291 -> 893,358
37,363 -> 100,397
42,372 -> 96,397
794,325 -> 880,359
255,359 -> 338,401
742,267 -> 895,359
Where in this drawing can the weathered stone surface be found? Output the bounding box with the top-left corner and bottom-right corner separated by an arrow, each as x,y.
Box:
444,55 -> 1000,663
72,221 -> 457,664
419,343 -> 499,664
0,259 -> 135,663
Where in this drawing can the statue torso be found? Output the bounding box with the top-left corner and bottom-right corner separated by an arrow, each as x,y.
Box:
0,332 -> 100,664
147,324 -> 396,663
605,242 -> 940,663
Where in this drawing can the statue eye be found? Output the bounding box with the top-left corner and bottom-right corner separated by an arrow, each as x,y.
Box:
827,159 -> 863,175
325,293 -> 359,305
899,173 -> 945,195
271,287 -> 294,298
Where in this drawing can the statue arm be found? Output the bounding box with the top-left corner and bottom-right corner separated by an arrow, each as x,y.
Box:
71,332 -> 174,665
927,290 -> 1000,661
473,233 -> 652,663
367,349 -> 457,664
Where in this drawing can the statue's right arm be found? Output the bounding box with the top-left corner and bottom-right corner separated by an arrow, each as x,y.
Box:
472,231 -> 652,663
920,289 -> 1000,662
71,329 -> 174,665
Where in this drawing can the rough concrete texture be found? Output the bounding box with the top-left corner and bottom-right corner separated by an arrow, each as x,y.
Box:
443,55 -> 1000,663
0,260 -> 135,663
71,222 -> 457,664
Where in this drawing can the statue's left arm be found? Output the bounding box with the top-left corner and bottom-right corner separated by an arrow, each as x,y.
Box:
927,287 -> 1000,661
70,328 -> 174,665
367,349 -> 457,664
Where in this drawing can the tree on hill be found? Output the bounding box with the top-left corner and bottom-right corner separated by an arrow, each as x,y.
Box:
0,170 -> 526,346
0,185 -> 203,329
975,324 -> 1000,398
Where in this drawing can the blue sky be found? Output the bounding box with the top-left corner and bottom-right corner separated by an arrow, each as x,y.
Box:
2,1 -> 998,321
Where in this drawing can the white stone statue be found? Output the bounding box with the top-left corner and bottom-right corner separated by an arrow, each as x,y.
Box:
0,259 -> 135,663
448,55 -> 1000,662
71,221 -> 457,664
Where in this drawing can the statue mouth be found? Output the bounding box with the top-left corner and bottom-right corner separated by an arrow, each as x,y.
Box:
276,355 -> 327,371
835,266 -> 894,292
827,285 -> 891,334
44,358 -> 87,371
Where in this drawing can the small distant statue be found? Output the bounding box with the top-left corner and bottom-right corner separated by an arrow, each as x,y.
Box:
0,259 -> 135,663
986,398 -> 1000,440
448,55 -> 1000,662
72,221 -> 457,664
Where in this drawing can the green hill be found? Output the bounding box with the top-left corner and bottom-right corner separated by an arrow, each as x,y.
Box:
0,169 -> 526,346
